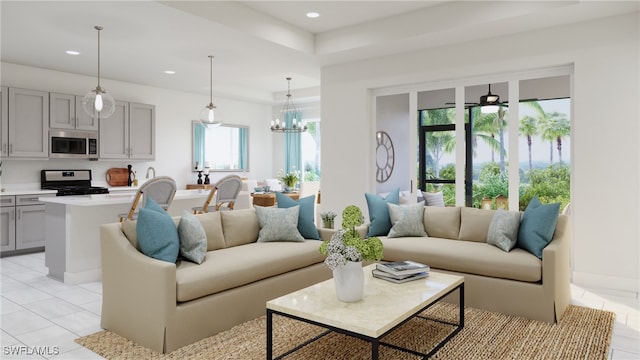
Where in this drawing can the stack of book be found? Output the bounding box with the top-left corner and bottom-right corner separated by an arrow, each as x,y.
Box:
372,261 -> 430,283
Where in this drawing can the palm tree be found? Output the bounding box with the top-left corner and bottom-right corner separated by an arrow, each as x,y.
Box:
539,111 -> 570,165
519,115 -> 538,171
472,108 -> 506,173
421,108 -> 456,178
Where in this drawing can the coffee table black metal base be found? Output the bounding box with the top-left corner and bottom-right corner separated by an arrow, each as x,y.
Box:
267,283 -> 464,360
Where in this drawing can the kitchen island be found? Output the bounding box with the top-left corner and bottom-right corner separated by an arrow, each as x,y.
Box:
40,190 -> 209,284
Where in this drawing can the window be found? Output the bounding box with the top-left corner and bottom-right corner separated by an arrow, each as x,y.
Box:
301,119 -> 321,181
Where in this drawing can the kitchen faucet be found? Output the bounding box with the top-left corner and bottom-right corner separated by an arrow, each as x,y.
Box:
145,166 -> 156,179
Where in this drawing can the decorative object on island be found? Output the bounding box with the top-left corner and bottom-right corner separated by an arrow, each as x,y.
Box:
270,77 -> 307,133
127,165 -> 133,187
319,205 -> 383,302
276,169 -> 299,192
496,194 -> 508,210
320,210 -> 336,229
481,197 -> 492,210
200,55 -> 222,127
82,26 -> 116,119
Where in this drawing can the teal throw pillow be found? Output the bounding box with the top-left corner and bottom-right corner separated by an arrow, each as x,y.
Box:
487,209 -> 521,252
276,192 -> 320,240
255,205 -> 304,242
136,198 -> 179,263
517,196 -> 560,258
365,189 -> 400,237
177,210 -> 208,264
387,201 -> 427,238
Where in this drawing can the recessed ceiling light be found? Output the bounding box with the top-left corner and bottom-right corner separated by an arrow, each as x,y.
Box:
306,12 -> 319,18
164,70 -> 176,75
65,50 -> 80,55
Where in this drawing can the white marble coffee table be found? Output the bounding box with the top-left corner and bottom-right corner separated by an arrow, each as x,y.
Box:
266,264 -> 464,359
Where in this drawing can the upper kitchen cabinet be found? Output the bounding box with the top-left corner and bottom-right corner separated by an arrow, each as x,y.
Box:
1,87 -> 7,157
99,101 -> 155,160
6,88 -> 49,158
49,93 -> 98,131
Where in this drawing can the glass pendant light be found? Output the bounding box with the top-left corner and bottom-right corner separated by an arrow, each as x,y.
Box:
200,55 -> 222,127
82,26 -> 116,119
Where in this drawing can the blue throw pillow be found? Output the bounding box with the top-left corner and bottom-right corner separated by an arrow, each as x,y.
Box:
177,210 -> 207,264
136,198 -> 180,263
365,189 -> 400,237
276,192 -> 320,240
517,196 -> 560,259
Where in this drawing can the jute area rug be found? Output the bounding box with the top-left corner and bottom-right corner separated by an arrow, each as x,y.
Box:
76,303 -> 614,360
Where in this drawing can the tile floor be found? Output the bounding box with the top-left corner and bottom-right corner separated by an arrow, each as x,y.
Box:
1,252 -> 638,359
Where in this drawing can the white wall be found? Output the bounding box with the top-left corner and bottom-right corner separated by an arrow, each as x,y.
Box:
321,12 -> 639,291
0,62 -> 273,189
376,94 -> 410,194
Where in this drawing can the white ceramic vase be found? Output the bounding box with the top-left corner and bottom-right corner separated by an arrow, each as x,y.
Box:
333,261 -> 364,302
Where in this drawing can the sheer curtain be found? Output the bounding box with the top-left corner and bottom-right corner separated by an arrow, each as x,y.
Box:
284,111 -> 302,175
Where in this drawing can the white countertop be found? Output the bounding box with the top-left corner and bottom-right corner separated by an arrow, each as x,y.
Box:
38,189 -> 209,206
1,189 -> 58,196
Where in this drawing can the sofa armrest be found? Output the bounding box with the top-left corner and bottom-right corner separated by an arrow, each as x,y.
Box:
100,222 -> 177,352
541,214 -> 571,321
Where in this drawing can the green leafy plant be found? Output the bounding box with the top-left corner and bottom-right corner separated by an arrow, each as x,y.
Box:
319,205 -> 383,270
277,169 -> 300,189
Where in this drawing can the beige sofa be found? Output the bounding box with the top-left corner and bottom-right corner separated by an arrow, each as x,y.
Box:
100,206 -> 570,354
100,209 -> 331,353
372,206 -> 571,324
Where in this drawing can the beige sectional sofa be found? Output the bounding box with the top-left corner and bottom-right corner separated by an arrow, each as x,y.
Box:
100,205 -> 570,354
374,206 -> 571,324
100,209 -> 331,353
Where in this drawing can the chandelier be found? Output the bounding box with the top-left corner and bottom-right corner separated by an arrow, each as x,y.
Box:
82,26 -> 116,119
271,77 -> 307,133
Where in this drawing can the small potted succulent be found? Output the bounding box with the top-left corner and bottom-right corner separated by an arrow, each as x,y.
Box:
319,205 -> 383,302
320,210 -> 337,229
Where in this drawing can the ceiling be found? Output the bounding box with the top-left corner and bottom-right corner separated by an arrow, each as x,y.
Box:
1,1 -> 637,103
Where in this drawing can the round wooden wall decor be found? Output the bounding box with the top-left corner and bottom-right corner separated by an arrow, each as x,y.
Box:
375,131 -> 395,183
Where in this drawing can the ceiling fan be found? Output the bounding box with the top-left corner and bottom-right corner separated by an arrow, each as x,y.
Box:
445,84 -> 537,112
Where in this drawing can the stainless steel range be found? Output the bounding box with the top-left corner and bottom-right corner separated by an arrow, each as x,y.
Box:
41,170 -> 110,196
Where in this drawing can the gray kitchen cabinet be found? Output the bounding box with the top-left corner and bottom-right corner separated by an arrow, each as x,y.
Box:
1,196 -> 16,252
1,87 -> 7,157
1,194 -> 53,255
99,101 -> 155,160
7,88 -> 49,158
49,93 -> 98,131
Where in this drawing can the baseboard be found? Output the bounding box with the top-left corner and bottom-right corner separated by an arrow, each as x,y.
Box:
63,268 -> 102,285
572,271 -> 639,293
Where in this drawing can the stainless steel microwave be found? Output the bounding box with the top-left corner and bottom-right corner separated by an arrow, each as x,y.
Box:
49,130 -> 98,159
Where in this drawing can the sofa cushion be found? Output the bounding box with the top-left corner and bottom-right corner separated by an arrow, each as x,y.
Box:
276,193 -> 320,240
423,206 -> 460,239
387,202 -> 427,238
458,207 -> 496,242
422,191 -> 445,207
177,210 -> 208,264
381,236 -> 541,283
196,212 -> 225,251
365,189 -> 399,237
517,196 -> 560,259
487,209 -> 521,252
255,205 -> 304,242
175,241 -> 325,302
136,199 -> 180,263
220,209 -> 260,247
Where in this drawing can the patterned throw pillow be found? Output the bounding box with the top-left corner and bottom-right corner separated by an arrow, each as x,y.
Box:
517,196 -> 560,258
177,210 -> 208,264
487,209 -> 521,252
365,189 -> 400,237
421,191 -> 445,207
387,202 -> 427,238
136,198 -> 180,263
255,206 -> 304,242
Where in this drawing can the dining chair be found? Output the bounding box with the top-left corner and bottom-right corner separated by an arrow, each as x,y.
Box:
119,176 -> 177,222
298,181 -> 321,223
193,174 -> 243,214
